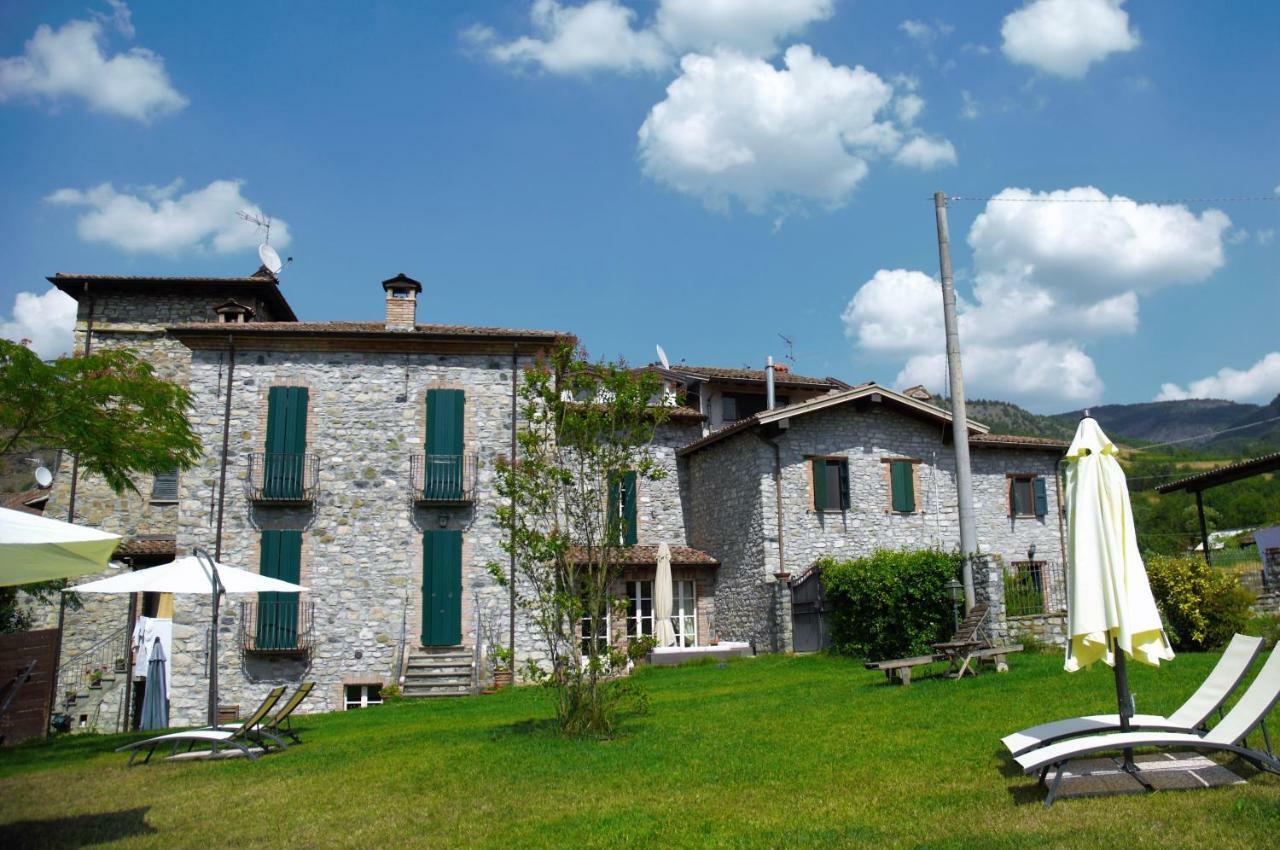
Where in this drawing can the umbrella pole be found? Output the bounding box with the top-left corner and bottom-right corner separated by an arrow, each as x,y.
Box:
1112,636 -> 1152,789
194,548 -> 221,729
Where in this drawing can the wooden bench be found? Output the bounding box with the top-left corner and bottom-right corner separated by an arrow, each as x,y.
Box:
864,653 -> 944,685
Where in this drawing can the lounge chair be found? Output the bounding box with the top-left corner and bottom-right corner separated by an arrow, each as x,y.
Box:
256,681 -> 315,746
1016,643 -> 1280,807
116,685 -> 286,765
865,602 -> 1022,684
1002,633 -> 1264,756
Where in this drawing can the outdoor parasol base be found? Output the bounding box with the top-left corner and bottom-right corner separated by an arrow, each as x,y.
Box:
1042,753 -> 1244,806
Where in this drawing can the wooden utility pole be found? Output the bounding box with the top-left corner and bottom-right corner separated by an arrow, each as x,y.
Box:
934,191 -> 978,611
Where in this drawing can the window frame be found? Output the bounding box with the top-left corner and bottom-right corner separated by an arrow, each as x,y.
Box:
580,604 -> 611,657
344,684 -> 383,710
881,457 -> 921,514
671,579 -> 698,647
626,580 -> 654,639
149,469 -> 179,504
809,456 -> 850,513
1007,473 -> 1048,518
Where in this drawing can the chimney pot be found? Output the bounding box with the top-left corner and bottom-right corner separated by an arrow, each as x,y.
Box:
382,273 -> 422,331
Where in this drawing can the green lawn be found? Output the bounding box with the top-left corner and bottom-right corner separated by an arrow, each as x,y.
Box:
2,651 -> 1277,848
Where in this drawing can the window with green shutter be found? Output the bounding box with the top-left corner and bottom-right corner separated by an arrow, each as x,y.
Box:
1010,475 -> 1048,517
607,471 -> 638,545
150,469 -> 179,503
890,460 -> 916,513
425,389 -> 465,499
257,529 -> 301,649
811,457 -> 849,512
264,387 -> 308,499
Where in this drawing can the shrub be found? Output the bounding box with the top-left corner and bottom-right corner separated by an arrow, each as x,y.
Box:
1145,554 -> 1254,651
820,549 -> 963,660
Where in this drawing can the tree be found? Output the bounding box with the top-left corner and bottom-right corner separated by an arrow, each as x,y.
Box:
0,338 -> 201,494
491,343 -> 670,736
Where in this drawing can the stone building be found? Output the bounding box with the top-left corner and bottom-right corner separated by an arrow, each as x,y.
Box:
26,267 -> 1067,730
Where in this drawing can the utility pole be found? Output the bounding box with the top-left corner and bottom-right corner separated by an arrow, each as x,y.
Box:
934,191 -> 978,611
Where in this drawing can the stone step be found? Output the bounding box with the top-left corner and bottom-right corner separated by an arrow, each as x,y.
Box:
406,658 -> 472,671
405,666 -> 471,679
403,684 -> 472,698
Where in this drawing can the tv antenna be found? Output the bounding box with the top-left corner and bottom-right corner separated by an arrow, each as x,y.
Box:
777,333 -> 796,366
238,209 -> 291,276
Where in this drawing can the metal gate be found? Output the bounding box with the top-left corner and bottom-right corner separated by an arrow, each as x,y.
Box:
791,566 -> 830,653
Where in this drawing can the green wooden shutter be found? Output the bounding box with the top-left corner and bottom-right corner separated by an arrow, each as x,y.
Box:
264,387 -> 308,499
622,471 -> 638,546
837,460 -> 850,510
257,530 -> 301,649
607,474 -> 621,544
426,389 -> 465,499
1033,477 -> 1049,517
812,458 -> 827,511
422,530 -> 462,645
891,461 -> 915,512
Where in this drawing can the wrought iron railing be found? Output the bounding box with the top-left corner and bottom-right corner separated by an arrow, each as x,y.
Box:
56,624 -> 130,710
410,454 -> 477,504
246,452 -> 319,503
239,599 -> 314,653
1005,560 -> 1066,618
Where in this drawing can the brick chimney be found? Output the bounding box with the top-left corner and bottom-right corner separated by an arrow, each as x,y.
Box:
382,273 -> 422,331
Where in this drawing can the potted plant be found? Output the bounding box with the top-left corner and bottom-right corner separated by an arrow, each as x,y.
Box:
489,645 -> 514,690
64,689 -> 77,706
627,634 -> 658,666
114,657 -> 127,674
88,668 -> 103,688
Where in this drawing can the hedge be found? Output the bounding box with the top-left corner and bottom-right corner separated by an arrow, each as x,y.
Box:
819,549 -> 963,660
1145,554 -> 1254,652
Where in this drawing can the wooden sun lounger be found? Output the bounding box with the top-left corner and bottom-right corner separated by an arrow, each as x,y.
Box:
864,602 -> 1022,685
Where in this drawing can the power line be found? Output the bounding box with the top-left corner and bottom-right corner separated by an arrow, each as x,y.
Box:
1126,414 -> 1280,452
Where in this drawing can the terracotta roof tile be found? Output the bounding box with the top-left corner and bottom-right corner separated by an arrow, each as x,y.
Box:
168,320 -> 570,340
1,488 -> 49,515
667,365 -> 846,388
114,535 -> 176,558
568,545 -> 718,566
970,433 -> 1070,450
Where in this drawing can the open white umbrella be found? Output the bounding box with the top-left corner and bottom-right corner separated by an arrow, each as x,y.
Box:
0,506 -> 121,586
71,550 -> 307,727
654,542 -> 677,648
1063,415 -> 1174,776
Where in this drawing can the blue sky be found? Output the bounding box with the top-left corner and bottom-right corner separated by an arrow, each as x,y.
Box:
1,1 -> 1277,413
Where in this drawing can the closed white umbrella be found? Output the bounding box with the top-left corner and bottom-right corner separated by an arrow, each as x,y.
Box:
71,550 -> 306,728
654,542 -> 677,648
0,507 -> 121,586
1064,415 -> 1173,777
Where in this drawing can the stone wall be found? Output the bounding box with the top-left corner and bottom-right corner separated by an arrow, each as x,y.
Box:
171,345 -> 538,721
685,433 -> 775,649
636,421 -> 703,548
1006,613 -> 1068,647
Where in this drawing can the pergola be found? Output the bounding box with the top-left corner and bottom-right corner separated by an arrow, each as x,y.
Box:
1155,451 -> 1280,565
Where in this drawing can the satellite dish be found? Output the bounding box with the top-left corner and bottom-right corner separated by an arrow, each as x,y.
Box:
259,243 -> 283,274
34,466 -> 52,487
656,344 -> 670,371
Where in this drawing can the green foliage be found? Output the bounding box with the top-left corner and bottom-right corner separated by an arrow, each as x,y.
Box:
627,634 -> 658,661
1145,554 -> 1254,651
0,580 -> 81,634
490,341 -> 670,736
1246,614 -> 1280,648
820,549 -> 963,660
0,338 -> 202,494
378,683 -> 403,702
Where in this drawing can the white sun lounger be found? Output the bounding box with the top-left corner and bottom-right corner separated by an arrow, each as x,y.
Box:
1015,643 -> 1280,807
1002,633 -> 1264,756
116,685 -> 286,765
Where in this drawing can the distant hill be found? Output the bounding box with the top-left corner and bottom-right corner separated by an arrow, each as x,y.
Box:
1053,399 -> 1259,447
1204,393 -> 1280,454
965,400 -> 1076,440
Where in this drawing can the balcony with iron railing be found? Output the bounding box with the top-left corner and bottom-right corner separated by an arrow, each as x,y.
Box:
410,454 -> 477,505
246,452 -> 319,504
239,599 -> 314,654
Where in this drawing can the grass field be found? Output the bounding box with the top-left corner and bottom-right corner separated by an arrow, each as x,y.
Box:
2,651 -> 1278,848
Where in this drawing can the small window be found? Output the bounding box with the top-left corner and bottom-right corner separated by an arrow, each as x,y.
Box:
1010,475 -> 1048,517
344,684 -> 382,710
391,290 -> 410,300
672,580 -> 697,647
811,457 -> 849,512
581,605 -> 611,656
889,461 -> 916,513
150,470 -> 178,503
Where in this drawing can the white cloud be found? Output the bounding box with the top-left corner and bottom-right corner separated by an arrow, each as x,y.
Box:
638,46 -> 953,212
899,19 -> 953,47
464,0 -> 668,75
1157,353 -> 1280,403
657,0 -> 834,57
960,90 -> 979,119
894,93 -> 925,125
46,179 -> 291,255
1001,0 -> 1139,79
1227,228 -> 1250,245
1257,229 -> 1275,246
842,188 -> 1232,406
0,6 -> 186,121
0,289 -> 78,359
893,136 -> 956,169
93,0 -> 135,38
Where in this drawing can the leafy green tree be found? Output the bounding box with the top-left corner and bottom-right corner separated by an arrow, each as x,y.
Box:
1,339 -> 201,631
0,338 -> 201,494
490,343 -> 669,736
